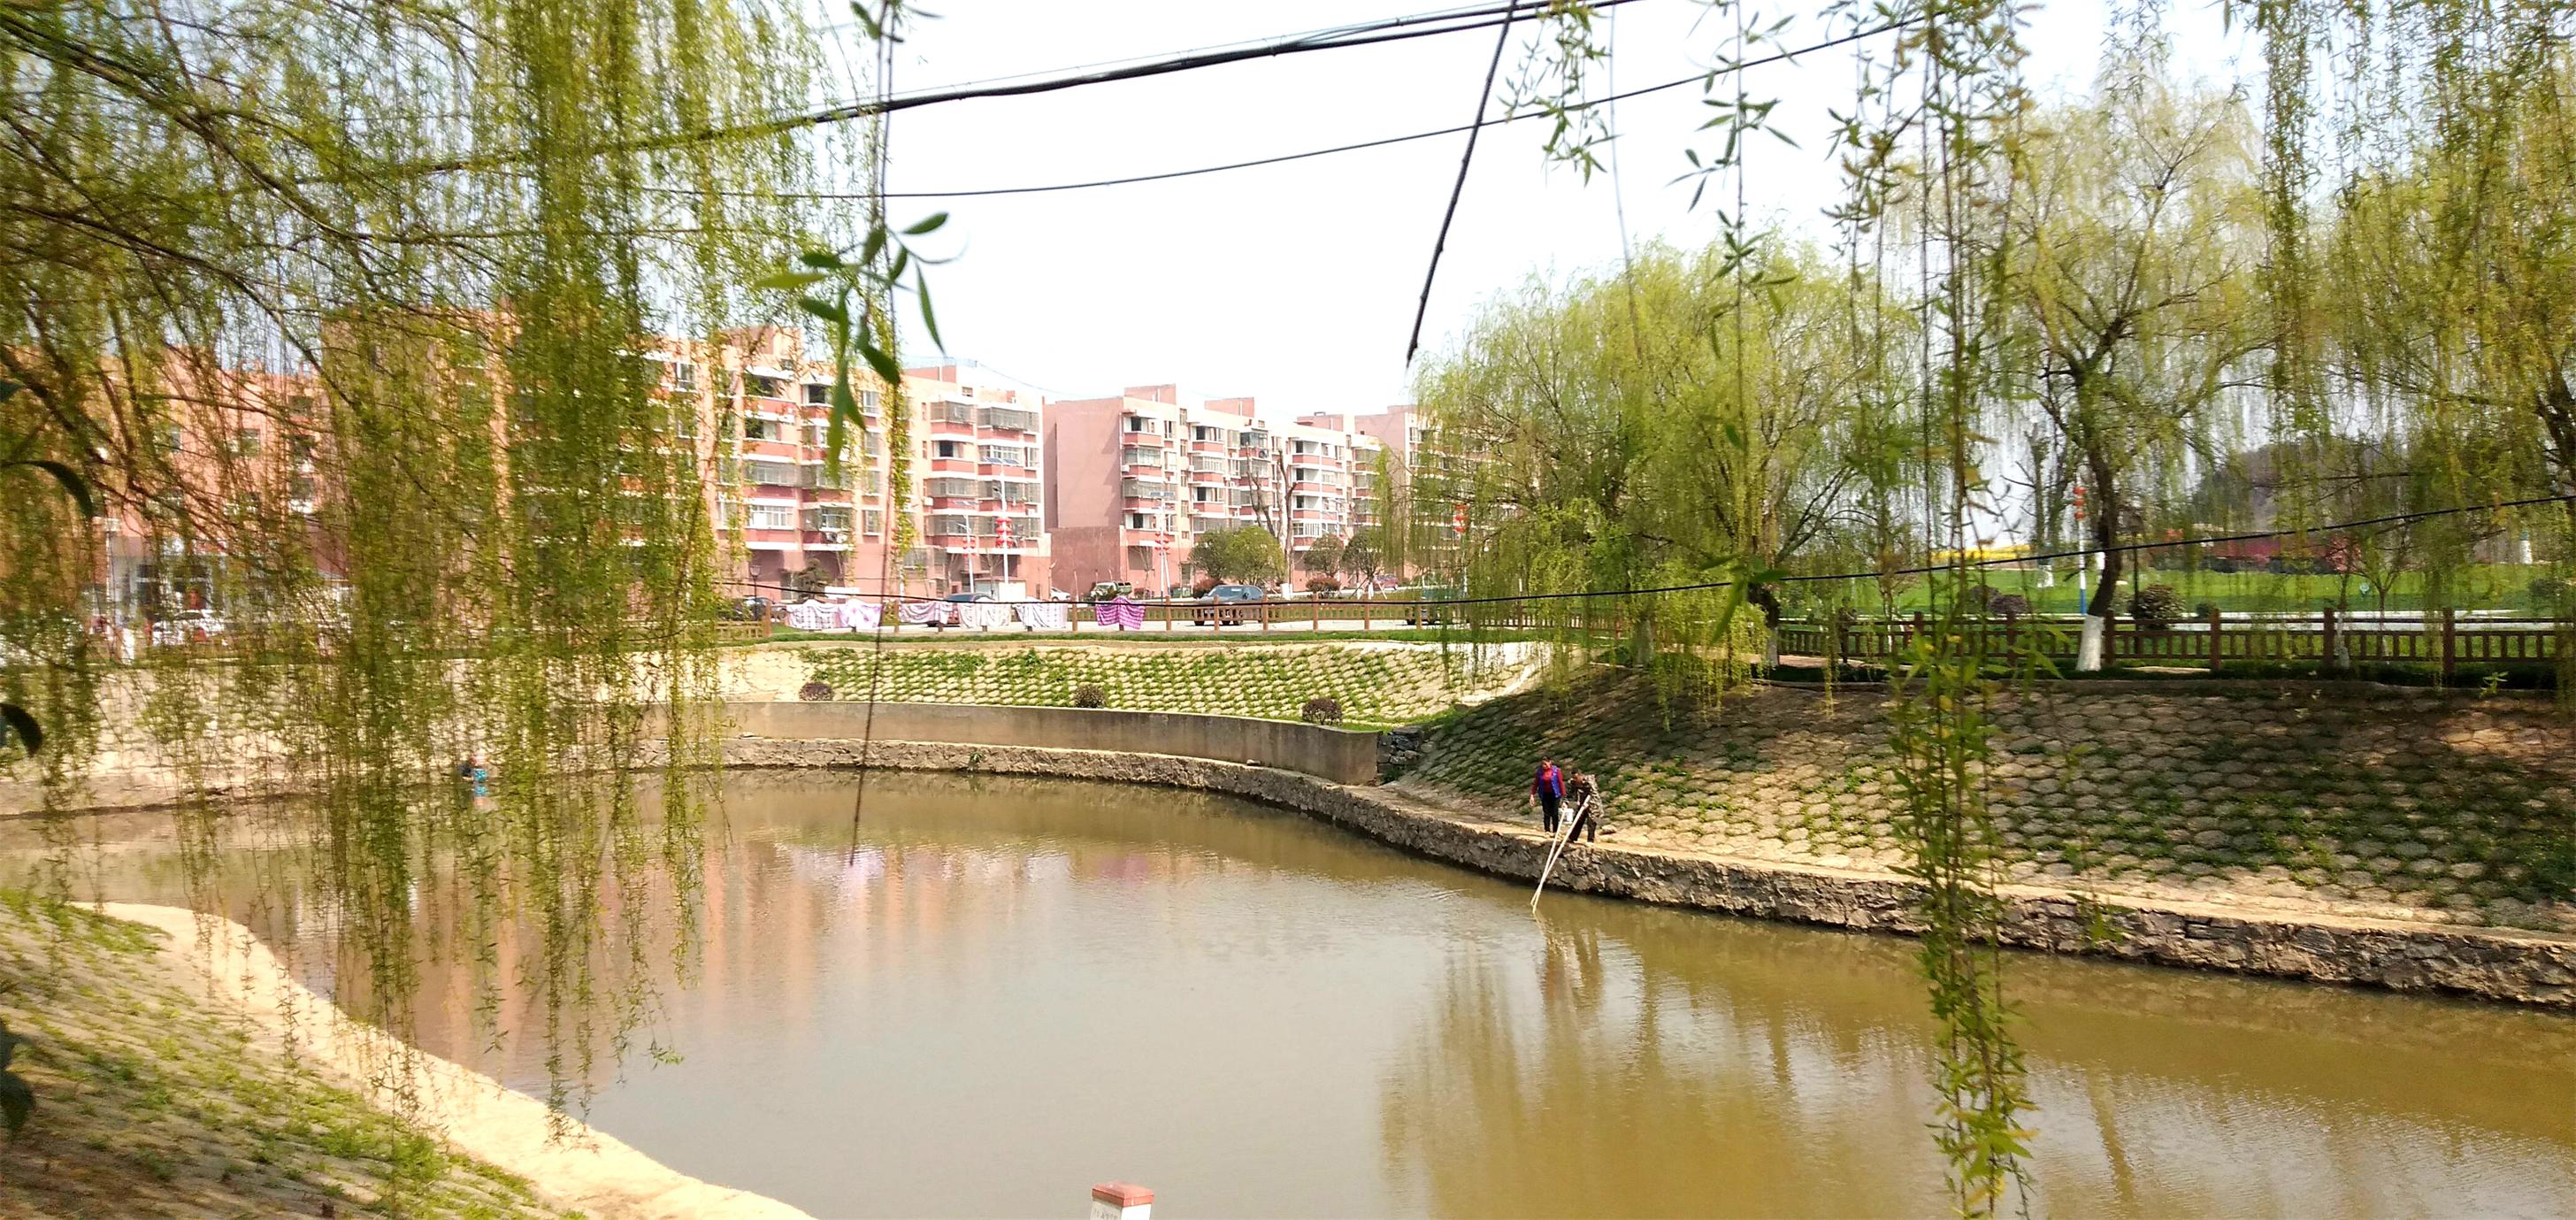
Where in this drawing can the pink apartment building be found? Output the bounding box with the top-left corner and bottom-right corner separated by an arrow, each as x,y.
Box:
1044,385 -> 1390,595
653,332 -> 1051,600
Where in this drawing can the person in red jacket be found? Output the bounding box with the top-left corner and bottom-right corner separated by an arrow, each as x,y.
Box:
1529,757 -> 1566,833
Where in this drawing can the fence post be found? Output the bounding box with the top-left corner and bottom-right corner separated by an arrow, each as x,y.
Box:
1312,595 -> 1321,632
2441,607 -> 2456,682
1910,611 -> 1924,652
1261,601 -> 1270,633
2321,606 -> 2339,671
2207,605 -> 2223,672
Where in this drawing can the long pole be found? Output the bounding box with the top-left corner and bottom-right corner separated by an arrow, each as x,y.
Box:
1529,794 -> 1591,911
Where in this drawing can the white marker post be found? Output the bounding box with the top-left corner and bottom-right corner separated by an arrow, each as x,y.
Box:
1091,1182 -> 1153,1220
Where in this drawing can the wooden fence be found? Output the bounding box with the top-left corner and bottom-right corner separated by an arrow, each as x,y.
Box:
1775,610 -> 2570,675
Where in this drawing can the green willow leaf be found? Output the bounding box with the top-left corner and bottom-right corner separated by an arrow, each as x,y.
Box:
915,270 -> 943,350
4,459 -> 94,518
755,271 -> 827,292
902,211 -> 948,235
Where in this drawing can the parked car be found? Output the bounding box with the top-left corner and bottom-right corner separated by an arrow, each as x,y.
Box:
1192,583 -> 1266,626
933,590 -> 992,627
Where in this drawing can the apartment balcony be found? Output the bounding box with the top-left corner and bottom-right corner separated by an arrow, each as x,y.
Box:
742,527 -> 801,551
928,457 -> 977,475
742,438 -> 800,461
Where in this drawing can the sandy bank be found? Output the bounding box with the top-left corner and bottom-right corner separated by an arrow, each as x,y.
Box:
103,903 -> 812,1220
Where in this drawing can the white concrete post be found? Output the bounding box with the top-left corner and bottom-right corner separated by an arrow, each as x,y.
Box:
1091,1181 -> 1153,1220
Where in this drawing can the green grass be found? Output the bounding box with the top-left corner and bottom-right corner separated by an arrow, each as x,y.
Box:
797,641 -> 1530,727
1871,563 -> 2568,615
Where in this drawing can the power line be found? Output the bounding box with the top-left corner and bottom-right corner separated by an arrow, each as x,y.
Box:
819,0 -> 1622,107
636,16 -> 1921,203
1405,0 -> 1522,364
397,0 -> 1651,180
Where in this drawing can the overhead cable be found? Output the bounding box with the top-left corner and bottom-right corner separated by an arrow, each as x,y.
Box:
634,16 -> 1922,203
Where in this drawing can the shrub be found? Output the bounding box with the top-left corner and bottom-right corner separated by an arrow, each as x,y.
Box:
2192,599 -> 2223,621
797,680 -> 834,702
1987,593 -> 2031,618
1071,684 -> 1107,709
2127,584 -> 2186,629
1307,577 -> 1340,594
1300,696 -> 1344,725
1191,575 -> 1218,597
2530,574 -> 2576,609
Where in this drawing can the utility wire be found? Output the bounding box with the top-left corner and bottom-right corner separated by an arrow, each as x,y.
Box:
625,18 -> 1920,203
1405,0 -> 1522,364
714,494 -> 2576,610
390,0 -> 1648,180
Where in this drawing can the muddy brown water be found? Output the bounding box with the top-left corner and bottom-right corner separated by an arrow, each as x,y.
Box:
8,771 -> 2572,1217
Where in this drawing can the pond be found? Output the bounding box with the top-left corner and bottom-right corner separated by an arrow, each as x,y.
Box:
9,771 -> 2572,1217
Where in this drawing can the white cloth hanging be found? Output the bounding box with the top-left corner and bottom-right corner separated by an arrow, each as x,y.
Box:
957,601 -> 1013,630
1015,601 -> 1071,631
898,600 -> 947,625
786,601 -> 834,632
839,602 -> 882,632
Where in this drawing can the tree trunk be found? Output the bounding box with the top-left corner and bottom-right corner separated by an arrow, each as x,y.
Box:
2078,456 -> 2121,672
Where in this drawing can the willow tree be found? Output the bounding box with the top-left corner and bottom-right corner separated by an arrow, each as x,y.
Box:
2000,61 -> 2263,668
0,0 -> 882,1118
2327,43 -> 2576,555
1414,241 -> 1887,690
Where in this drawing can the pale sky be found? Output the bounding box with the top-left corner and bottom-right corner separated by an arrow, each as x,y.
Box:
824,1 -> 2257,420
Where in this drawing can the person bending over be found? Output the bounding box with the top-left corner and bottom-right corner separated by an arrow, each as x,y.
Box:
1529,757 -> 1566,833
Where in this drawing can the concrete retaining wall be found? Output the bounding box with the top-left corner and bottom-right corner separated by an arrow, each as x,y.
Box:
710,736 -> 2576,1009
721,701 -> 1383,786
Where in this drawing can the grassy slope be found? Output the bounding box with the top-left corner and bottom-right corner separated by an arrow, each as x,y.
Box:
1399,671 -> 2576,931
797,641 -> 1530,728
0,894 -> 566,1220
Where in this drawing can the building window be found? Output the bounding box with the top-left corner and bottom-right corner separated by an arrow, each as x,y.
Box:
933,439 -> 970,459
746,503 -> 795,530
746,374 -> 785,399
862,509 -> 884,535
804,383 -> 829,406
744,460 -> 798,486
232,428 -> 264,457
862,387 -> 882,413
745,417 -> 784,442
672,362 -> 697,392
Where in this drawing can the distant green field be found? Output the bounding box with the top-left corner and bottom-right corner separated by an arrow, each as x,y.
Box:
1883,564 -> 2565,615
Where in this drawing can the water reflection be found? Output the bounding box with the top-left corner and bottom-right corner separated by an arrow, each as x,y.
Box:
5,771 -> 2570,1218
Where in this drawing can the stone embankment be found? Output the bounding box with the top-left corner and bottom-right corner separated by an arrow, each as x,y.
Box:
711,733 -> 2576,1009
1406,674 -> 2576,935
0,894 -> 809,1220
